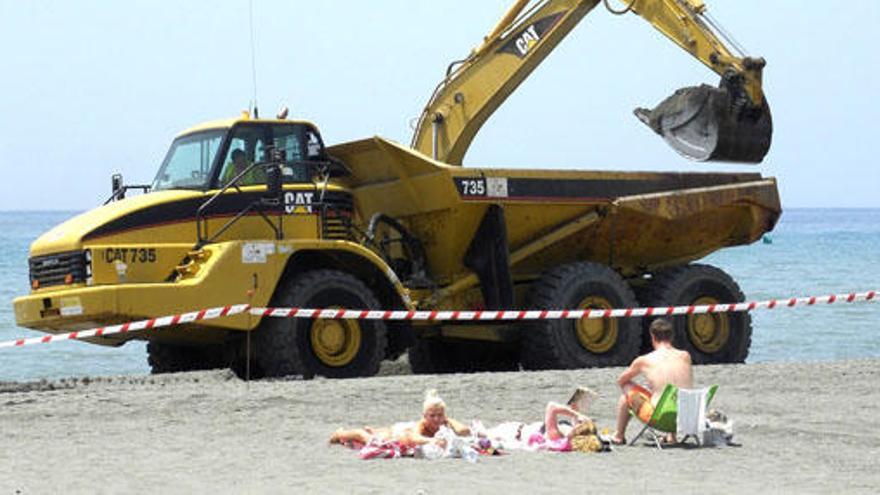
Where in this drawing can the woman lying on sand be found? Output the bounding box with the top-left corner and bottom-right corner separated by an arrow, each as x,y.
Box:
481,387 -> 598,451
330,389 -> 470,448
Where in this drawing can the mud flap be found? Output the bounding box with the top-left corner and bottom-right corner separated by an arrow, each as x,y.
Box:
635,84 -> 772,164
464,205 -> 514,309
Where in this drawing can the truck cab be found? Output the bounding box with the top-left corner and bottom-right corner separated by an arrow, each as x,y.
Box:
14,115 -> 414,378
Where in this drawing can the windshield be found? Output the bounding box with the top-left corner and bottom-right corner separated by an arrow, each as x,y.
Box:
151,130 -> 225,191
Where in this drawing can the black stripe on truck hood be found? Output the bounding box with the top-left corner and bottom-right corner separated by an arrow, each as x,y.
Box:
83,191 -> 352,240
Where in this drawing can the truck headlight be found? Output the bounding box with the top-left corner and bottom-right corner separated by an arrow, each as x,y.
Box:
84,249 -> 93,286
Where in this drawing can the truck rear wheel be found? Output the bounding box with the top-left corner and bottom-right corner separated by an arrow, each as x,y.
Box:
640,264 -> 751,364
254,270 -> 387,379
408,339 -> 519,374
147,342 -> 227,374
520,262 -> 641,370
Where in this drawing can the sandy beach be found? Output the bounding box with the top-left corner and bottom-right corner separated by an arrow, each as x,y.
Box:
1,358 -> 878,494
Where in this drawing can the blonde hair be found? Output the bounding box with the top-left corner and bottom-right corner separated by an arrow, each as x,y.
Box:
422,389 -> 446,413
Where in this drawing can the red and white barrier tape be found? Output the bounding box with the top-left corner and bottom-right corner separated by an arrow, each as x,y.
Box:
1,291 -> 876,350
0,304 -> 250,350
253,290 -> 878,321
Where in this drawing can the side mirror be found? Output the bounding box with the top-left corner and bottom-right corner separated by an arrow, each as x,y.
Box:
111,173 -> 124,200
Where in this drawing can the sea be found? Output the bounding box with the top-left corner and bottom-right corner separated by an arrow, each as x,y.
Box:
1,209 -> 878,382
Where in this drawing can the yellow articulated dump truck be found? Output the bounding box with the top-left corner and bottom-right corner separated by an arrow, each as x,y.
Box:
13,0 -> 780,378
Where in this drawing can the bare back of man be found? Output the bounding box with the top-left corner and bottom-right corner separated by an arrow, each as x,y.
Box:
640,346 -> 693,396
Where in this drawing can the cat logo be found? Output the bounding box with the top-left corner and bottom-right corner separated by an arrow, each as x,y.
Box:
498,12 -> 565,59
284,191 -> 314,214
515,25 -> 541,56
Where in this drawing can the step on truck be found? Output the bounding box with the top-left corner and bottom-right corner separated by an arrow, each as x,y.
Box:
13,0 -> 780,378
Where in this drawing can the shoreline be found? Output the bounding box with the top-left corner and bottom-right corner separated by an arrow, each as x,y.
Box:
1,358 -> 878,493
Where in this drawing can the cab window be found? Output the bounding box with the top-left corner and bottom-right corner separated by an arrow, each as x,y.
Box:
274,128 -> 304,164
272,125 -> 312,182
218,124 -> 318,187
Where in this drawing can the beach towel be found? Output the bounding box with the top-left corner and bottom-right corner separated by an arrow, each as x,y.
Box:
526,432 -> 572,452
356,426 -> 489,462
676,387 -> 709,440
481,421 -> 543,450
357,439 -> 415,460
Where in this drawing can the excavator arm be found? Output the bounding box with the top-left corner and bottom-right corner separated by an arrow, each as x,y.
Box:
411,0 -> 772,165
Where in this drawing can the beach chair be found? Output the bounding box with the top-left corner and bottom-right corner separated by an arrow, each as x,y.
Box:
629,384 -> 718,449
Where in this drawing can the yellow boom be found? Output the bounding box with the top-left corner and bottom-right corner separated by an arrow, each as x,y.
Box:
411,0 -> 772,165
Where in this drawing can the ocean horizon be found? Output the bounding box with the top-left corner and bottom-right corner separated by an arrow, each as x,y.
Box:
1,208 -> 878,382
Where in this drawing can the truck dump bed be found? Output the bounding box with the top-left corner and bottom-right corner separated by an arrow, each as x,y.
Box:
330,137 -> 780,283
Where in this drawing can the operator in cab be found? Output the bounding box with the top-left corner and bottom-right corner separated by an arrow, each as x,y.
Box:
221,148 -> 266,186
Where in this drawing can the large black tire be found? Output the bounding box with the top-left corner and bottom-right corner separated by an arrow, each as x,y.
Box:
253,270 -> 387,379
639,264 -> 751,364
147,342 -> 228,374
408,339 -> 519,374
519,262 -> 641,370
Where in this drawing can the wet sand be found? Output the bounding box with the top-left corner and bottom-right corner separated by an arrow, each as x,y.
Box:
1,358 -> 878,494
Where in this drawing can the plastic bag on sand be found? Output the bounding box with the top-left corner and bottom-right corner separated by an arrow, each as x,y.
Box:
439,425 -> 480,462
415,426 -> 480,462
415,442 -> 445,460
703,409 -> 735,447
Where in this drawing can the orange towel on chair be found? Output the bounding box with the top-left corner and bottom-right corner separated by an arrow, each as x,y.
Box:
626,384 -> 655,423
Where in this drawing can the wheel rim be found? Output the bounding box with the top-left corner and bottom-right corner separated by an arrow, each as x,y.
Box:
310,310 -> 362,367
575,296 -> 618,353
687,296 -> 730,353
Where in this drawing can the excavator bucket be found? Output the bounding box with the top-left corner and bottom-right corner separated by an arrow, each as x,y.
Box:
635,84 -> 773,164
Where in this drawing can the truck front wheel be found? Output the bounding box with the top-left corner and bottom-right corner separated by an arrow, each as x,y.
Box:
254,270 -> 388,379
520,262 -> 641,370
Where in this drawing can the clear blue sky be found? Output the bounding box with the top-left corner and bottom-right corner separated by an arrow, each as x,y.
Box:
1,0 -> 878,210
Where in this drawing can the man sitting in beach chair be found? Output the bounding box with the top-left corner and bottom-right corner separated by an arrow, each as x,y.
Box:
628,383 -> 719,449
611,318 -> 693,445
